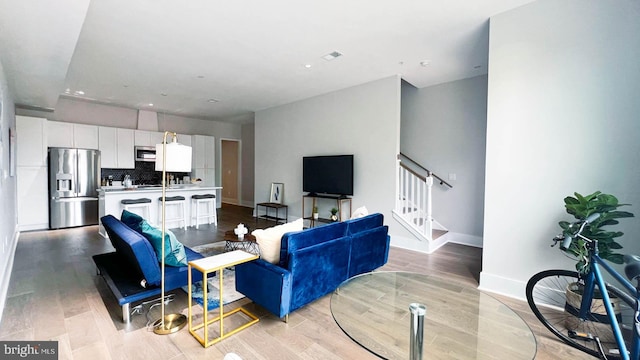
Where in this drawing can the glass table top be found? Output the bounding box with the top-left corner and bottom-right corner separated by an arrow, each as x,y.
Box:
330,272 -> 536,359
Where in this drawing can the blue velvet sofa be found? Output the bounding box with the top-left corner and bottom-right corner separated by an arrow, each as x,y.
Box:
235,213 -> 390,321
93,214 -> 204,322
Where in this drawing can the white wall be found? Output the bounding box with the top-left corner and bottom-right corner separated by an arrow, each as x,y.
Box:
0,58 -> 18,323
401,75 -> 487,242
481,0 -> 640,299
255,76 -> 402,234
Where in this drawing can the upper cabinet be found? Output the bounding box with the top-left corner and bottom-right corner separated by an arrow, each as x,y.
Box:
99,127 -> 134,169
47,121 -> 99,149
73,124 -> 99,149
192,135 -> 215,186
178,133 -> 191,147
47,121 -> 73,148
135,130 -> 169,147
17,116 -> 47,167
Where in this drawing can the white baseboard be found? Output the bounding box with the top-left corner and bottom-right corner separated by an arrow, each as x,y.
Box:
18,223 -> 48,232
478,271 -> 527,301
0,230 -> 19,323
447,232 -> 483,248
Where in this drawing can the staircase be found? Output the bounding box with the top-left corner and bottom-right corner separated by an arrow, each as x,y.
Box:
392,153 -> 451,252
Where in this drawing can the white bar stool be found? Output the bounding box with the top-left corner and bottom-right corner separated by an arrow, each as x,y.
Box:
191,194 -> 217,229
121,198 -> 152,221
158,195 -> 187,230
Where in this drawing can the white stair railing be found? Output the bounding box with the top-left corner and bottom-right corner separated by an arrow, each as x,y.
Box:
395,158 -> 433,240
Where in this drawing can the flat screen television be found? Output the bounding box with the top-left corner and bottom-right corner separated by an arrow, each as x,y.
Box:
303,155 -> 354,196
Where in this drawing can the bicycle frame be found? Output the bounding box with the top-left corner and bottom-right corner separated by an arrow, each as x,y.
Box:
579,249 -> 640,360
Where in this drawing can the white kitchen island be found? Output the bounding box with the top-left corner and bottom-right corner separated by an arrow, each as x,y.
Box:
98,185 -> 222,238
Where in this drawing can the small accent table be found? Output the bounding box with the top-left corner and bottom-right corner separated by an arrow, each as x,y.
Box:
256,202 -> 288,224
188,250 -> 259,347
223,230 -> 260,255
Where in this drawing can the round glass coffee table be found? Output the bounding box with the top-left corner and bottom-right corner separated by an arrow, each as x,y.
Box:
330,272 -> 536,359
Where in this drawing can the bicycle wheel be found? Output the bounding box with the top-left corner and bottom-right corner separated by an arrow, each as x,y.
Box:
526,269 -> 635,359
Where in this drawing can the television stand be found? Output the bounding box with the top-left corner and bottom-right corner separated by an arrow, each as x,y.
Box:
302,194 -> 352,228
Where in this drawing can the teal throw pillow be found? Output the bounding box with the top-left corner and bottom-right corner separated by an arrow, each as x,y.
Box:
139,220 -> 188,267
121,210 -> 144,233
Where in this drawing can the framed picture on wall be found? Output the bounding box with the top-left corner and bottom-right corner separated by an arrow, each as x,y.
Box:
270,182 -> 284,204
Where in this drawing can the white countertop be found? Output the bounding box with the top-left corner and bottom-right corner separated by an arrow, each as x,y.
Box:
98,185 -> 221,194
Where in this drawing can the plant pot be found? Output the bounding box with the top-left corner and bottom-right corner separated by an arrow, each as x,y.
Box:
330,214 -> 338,222
564,282 -> 620,343
313,213 -> 319,220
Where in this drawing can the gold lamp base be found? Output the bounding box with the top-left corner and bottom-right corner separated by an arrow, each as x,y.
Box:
153,313 -> 187,335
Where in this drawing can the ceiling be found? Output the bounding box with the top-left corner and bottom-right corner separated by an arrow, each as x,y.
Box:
0,0 -> 533,124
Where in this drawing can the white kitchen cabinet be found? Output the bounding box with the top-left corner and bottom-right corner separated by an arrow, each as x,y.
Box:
150,131 -> 165,146
48,121 -> 99,149
135,130 -> 166,146
99,127 -> 134,168
47,121 -> 74,148
192,168 -> 216,187
178,133 -> 191,147
117,128 -> 135,168
99,126 -> 117,168
73,124 -> 99,149
134,130 -> 151,146
192,135 -> 215,169
17,166 -> 49,230
17,116 -> 47,167
191,135 -> 216,203
17,116 -> 49,230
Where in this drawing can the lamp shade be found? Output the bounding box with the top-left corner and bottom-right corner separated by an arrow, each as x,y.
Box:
155,142 -> 192,172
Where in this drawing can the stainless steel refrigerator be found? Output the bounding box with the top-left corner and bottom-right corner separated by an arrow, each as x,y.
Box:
49,147 -> 101,229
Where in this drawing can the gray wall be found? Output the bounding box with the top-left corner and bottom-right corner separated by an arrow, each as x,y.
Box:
401,75 -> 487,244
254,76 -> 402,235
0,58 -> 17,322
481,0 -> 640,298
241,122 -> 255,207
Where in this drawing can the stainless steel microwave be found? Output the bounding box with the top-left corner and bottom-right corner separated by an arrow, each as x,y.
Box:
135,146 -> 156,162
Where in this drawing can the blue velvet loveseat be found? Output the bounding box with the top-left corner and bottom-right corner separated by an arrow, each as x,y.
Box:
235,213 -> 390,321
93,214 -> 204,323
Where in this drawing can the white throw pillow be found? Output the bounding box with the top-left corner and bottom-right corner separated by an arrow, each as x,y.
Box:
252,218 -> 303,264
350,206 -> 369,219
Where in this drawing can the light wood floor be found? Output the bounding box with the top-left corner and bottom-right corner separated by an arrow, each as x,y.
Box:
0,204 -> 592,359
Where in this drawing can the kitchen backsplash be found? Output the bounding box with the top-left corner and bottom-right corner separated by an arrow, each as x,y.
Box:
101,161 -> 190,185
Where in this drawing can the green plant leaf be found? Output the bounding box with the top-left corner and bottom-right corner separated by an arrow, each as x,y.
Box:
609,242 -> 623,250
607,254 -> 624,264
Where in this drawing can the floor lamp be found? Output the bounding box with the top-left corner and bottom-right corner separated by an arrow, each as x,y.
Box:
153,131 -> 192,335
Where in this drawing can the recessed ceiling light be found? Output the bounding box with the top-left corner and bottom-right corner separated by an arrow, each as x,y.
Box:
64,88 -> 71,93
123,84 -> 129,88
161,93 -> 167,96
197,75 -> 205,79
74,90 -> 85,95
148,103 -> 154,107
420,60 -> 430,67
322,51 -> 343,61
207,98 -> 220,103
304,64 -> 312,68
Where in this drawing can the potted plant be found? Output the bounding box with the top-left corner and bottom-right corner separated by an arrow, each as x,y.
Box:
330,208 -> 339,222
313,206 -> 319,220
559,191 -> 634,273
558,191 -> 633,332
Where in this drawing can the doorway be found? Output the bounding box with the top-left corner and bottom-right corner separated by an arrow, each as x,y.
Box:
221,139 -> 240,205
